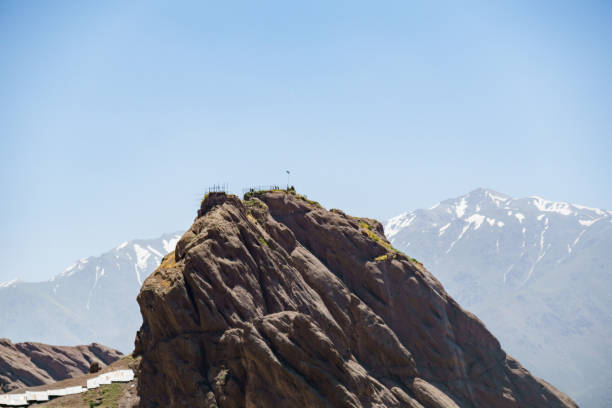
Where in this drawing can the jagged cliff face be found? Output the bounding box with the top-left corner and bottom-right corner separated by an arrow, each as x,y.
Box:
0,339 -> 122,393
135,191 -> 576,408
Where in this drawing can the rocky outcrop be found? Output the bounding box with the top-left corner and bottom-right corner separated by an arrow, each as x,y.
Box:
135,191 -> 577,407
0,339 -> 122,392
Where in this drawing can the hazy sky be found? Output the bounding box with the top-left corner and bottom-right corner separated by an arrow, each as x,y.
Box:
1,0 -> 610,282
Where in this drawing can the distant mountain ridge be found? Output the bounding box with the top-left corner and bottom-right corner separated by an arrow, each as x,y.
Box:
385,188 -> 612,408
0,232 -> 182,354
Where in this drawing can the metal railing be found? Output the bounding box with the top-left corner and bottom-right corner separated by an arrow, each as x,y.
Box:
242,185 -> 286,194
206,183 -> 229,194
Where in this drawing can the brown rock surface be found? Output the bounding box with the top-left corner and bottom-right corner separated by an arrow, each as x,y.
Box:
135,191 -> 578,408
0,338 -> 122,393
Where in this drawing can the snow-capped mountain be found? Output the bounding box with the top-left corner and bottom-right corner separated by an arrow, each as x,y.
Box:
386,188 -> 612,408
0,232 -> 182,354
0,279 -> 19,289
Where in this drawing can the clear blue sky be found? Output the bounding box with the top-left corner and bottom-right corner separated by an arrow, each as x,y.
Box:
1,0 -> 610,282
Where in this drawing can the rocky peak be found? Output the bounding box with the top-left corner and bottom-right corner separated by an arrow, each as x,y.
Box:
135,190 -> 576,407
198,192 -> 243,218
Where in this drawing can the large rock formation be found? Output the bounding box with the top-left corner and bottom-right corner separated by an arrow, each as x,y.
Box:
0,339 -> 122,392
135,191 -> 577,407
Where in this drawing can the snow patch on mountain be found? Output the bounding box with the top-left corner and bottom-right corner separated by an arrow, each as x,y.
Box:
579,218 -> 602,227
487,191 -> 509,205
133,244 -> 152,286
455,197 -> 468,218
466,214 -> 485,229
162,237 -> 180,253
0,278 -> 18,289
446,224 -> 470,254
572,203 -> 606,215
147,246 -> 164,258
530,196 -> 574,216
86,266 -> 105,310
386,213 -> 415,239
54,258 -> 92,281
439,223 -> 451,236
572,230 -> 586,246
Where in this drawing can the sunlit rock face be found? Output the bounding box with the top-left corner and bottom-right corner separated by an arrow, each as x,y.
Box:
135,191 -> 576,408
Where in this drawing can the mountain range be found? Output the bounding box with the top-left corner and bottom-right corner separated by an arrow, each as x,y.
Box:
0,233 -> 181,353
1,188 -> 607,406
385,188 -> 612,408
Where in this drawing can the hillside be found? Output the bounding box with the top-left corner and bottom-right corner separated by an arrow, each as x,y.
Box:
0,339 -> 121,393
2,355 -> 139,408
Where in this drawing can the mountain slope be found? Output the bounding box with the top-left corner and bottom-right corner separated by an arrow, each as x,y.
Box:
0,233 -> 181,353
135,191 -> 576,407
0,339 -> 122,393
386,188 -> 611,407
